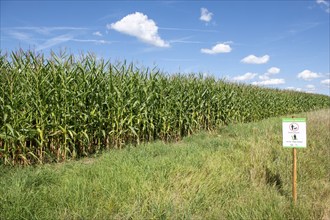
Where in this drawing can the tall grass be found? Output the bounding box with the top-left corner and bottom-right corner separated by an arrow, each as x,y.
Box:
1,109 -> 329,219
0,50 -> 329,165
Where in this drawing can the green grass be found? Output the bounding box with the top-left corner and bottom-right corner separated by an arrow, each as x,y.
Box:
1,109 -> 329,219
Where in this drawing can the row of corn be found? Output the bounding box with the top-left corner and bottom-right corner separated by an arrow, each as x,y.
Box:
1,50 -> 329,165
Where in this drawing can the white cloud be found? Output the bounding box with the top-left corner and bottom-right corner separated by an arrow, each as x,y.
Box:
108,12 -> 169,47
267,67 -> 280,74
259,67 -> 280,80
316,0 -> 330,13
232,72 -> 257,81
201,43 -> 232,54
200,8 -> 213,22
321,79 -> 330,87
241,55 -> 270,64
297,69 -> 322,81
93,31 -> 103,37
252,78 -> 285,86
316,0 -> 329,5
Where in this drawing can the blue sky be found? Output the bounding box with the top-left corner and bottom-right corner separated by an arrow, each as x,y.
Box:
1,0 -> 330,95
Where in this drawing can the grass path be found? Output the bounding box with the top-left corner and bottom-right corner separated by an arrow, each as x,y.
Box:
1,109 -> 329,219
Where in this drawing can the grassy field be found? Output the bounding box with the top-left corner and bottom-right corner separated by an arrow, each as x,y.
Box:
0,108 -> 329,219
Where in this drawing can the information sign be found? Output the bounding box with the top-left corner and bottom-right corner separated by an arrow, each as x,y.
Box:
282,118 -> 306,148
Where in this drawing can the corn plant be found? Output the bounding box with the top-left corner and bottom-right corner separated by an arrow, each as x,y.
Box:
0,50 -> 329,165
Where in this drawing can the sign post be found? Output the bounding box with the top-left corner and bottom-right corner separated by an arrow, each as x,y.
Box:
293,147 -> 297,204
282,117 -> 306,205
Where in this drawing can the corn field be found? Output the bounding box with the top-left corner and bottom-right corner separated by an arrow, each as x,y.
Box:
1,50 -> 329,165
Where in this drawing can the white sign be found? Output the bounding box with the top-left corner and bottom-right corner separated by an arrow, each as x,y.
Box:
282,118 -> 306,148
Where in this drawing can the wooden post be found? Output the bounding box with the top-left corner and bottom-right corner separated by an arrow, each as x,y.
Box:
293,147 -> 297,205
292,115 -> 297,205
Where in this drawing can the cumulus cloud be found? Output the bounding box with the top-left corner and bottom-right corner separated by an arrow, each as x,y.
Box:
321,79 -> 330,87
200,8 -> 213,22
93,31 -> 103,37
252,78 -> 285,86
107,12 -> 169,47
232,72 -> 257,81
241,55 -> 270,64
201,43 -> 232,54
297,70 -> 322,81
259,67 -> 280,80
267,67 -> 280,74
